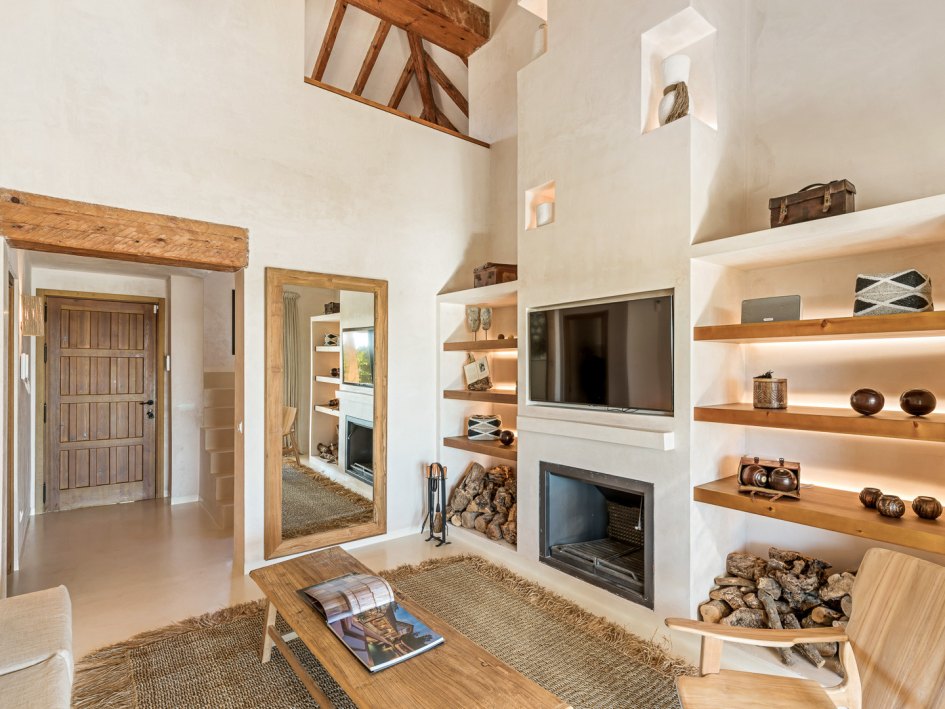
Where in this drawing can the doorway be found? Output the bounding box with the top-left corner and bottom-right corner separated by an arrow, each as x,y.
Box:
42,293 -> 165,511
5,272 -> 14,574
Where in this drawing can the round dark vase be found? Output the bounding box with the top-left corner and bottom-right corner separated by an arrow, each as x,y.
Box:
912,496 -> 944,520
877,494 -> 906,519
858,487 -> 883,509
900,389 -> 937,417
851,388 -> 884,416
769,467 -> 797,493
739,464 -> 769,488
498,430 -> 516,447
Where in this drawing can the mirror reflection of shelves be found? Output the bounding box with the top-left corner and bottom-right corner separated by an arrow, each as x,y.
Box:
310,313 -> 342,459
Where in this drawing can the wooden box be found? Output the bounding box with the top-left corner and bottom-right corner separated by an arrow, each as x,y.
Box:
768,180 -> 856,228
474,263 -> 517,288
736,455 -> 801,500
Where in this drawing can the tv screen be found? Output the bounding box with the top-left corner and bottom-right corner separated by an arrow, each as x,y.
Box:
528,293 -> 673,413
342,327 -> 374,387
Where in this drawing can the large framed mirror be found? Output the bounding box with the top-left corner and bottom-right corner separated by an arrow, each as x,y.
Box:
264,268 -> 388,558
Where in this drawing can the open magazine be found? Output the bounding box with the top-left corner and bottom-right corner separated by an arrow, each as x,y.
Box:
299,573 -> 444,672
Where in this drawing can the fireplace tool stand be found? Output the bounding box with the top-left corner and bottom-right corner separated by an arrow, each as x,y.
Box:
421,462 -> 450,547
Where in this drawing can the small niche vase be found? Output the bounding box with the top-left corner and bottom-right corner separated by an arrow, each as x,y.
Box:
876,494 -> 906,519
913,496 -> 943,520
658,54 -> 692,126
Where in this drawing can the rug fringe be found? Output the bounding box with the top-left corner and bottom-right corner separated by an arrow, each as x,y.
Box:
73,599 -> 268,708
381,554 -> 696,679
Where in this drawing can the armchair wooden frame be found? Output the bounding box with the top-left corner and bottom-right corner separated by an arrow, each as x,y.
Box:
264,268 -> 388,559
665,618 -> 861,709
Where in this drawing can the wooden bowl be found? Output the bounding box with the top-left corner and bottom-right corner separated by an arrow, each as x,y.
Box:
912,496 -> 943,520
877,494 -> 906,519
858,487 -> 883,508
850,388 -> 884,416
900,389 -> 937,417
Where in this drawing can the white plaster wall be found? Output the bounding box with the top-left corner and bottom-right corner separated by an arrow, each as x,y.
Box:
13,252 -> 33,567
203,271 -> 235,372
169,275 -> 204,503
0,0 -> 492,571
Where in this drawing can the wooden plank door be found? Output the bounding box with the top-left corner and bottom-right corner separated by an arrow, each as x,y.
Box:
46,297 -> 158,511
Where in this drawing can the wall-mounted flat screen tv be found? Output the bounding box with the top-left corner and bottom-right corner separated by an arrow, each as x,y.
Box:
528,292 -> 673,414
342,327 -> 374,387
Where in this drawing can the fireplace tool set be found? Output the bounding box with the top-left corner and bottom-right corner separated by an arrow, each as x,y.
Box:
421,463 -> 450,547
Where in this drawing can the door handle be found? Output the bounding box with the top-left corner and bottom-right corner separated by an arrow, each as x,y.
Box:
139,399 -> 155,406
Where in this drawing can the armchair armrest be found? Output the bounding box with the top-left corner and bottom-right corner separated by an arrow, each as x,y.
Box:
666,617 -> 848,648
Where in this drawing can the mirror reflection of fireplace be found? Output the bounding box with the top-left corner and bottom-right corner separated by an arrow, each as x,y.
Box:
539,462 -> 654,609
345,416 -> 374,485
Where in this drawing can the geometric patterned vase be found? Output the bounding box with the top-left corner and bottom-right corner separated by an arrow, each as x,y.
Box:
466,414 -> 502,441
854,270 -> 933,316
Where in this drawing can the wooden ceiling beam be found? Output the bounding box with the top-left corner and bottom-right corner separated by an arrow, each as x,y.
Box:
408,33 -> 437,123
426,51 -> 468,117
353,20 -> 391,96
0,189 -> 248,272
344,0 -> 489,58
388,57 -> 415,109
435,107 -> 457,133
311,0 -> 348,81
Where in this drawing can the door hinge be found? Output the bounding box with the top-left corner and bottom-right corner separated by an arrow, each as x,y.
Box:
43,303 -> 47,322
153,304 -> 158,314
43,403 -> 46,423
44,343 -> 47,363
42,482 -> 46,505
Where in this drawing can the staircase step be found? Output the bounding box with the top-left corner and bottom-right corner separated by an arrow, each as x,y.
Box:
203,406 -> 235,429
219,502 -> 234,529
215,473 -> 234,501
205,428 -> 234,451
204,388 -> 234,407
204,371 -> 235,389
210,450 -> 235,475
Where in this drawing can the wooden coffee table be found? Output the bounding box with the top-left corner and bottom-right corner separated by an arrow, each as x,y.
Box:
250,546 -> 570,708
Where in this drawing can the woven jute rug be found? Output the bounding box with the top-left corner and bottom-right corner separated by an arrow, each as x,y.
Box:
73,555 -> 693,709
281,459 -> 373,539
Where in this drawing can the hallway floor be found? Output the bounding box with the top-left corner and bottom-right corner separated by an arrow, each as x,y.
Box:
9,499 -> 260,658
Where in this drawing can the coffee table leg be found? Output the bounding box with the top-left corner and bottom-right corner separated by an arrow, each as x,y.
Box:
260,600 -> 278,663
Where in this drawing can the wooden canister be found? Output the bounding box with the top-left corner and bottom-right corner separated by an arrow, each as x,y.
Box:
753,376 -> 788,409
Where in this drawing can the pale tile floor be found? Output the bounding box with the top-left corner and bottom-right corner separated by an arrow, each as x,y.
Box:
9,499 -> 828,688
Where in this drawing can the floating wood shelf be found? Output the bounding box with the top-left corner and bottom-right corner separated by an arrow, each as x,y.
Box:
694,403 -> 945,442
315,346 -> 341,353
694,476 -> 945,555
314,406 -> 340,418
443,389 -> 517,405
695,311 -> 945,343
443,436 -> 517,461
443,339 -> 518,352
315,376 -> 341,385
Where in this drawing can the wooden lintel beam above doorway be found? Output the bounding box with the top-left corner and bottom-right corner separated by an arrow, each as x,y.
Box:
0,189 -> 249,272
426,51 -> 468,116
353,20 -> 392,96
408,33 -> 437,123
344,0 -> 489,58
312,0 -> 348,81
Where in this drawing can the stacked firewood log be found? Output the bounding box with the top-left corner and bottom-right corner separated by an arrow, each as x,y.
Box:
700,548 -> 855,669
446,462 -> 517,544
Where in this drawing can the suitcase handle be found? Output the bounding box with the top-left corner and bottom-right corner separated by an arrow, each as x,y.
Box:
780,183 -> 831,220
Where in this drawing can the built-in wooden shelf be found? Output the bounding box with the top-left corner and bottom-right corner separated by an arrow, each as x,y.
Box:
315,376 -> 341,384
314,405 -> 340,418
443,389 -> 517,405
443,339 -> 519,352
443,436 -> 517,461
315,345 -> 340,353
695,311 -> 945,343
694,476 -> 945,555
694,403 -> 945,443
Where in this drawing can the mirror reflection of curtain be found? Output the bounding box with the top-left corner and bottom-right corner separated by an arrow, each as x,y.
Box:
283,291 -> 301,408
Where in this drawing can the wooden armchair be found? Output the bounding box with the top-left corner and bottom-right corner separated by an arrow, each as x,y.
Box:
666,547 -> 945,709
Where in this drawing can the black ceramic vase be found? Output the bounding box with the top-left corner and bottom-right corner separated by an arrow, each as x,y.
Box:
850,388 -> 884,416
900,389 -> 937,417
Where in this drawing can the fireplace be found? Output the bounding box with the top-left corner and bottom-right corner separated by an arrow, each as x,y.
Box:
539,462 -> 654,608
345,416 -> 374,485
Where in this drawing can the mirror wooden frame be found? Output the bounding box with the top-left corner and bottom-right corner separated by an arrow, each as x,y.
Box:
264,268 -> 388,559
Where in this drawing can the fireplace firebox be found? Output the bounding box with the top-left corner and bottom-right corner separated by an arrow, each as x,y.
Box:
345,416 -> 374,485
539,462 -> 654,608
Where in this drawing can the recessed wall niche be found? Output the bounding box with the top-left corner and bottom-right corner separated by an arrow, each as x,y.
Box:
525,180 -> 556,230
640,8 -> 717,134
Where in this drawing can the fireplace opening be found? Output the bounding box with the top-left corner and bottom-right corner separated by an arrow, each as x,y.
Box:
539,462 -> 654,608
345,416 -> 374,485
